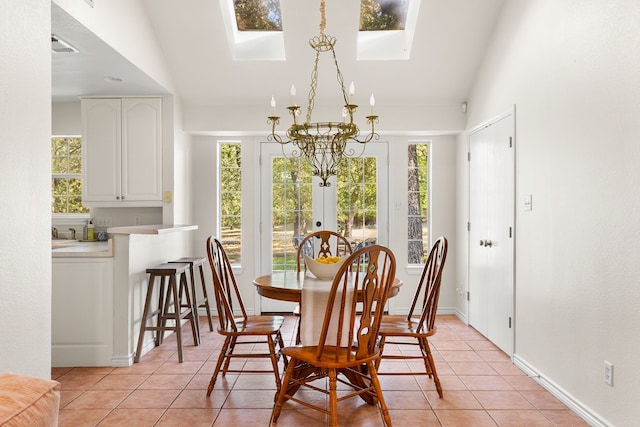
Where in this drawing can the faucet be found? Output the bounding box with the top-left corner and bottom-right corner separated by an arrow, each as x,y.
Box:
68,228 -> 76,240
51,227 -> 58,239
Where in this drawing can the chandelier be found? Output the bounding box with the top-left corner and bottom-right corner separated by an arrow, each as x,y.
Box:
267,0 -> 380,187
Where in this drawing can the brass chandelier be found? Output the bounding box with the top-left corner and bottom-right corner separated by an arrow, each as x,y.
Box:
267,0 -> 380,187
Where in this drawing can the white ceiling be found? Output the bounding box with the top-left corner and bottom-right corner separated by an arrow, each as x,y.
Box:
52,0 -> 505,112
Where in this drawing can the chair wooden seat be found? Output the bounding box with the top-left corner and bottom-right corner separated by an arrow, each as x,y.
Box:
283,345 -> 379,368
218,316 -> 284,335
378,318 -> 436,337
376,237 -> 448,398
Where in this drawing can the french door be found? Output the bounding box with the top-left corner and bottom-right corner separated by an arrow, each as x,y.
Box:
259,141 -> 388,312
468,109 -> 515,356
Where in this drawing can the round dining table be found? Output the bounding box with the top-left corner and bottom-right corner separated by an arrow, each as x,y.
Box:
253,271 -> 403,303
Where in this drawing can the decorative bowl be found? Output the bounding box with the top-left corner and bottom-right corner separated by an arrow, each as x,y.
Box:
304,255 -> 347,280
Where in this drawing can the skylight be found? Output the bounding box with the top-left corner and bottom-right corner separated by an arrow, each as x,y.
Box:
360,0 -> 409,31
221,0 -> 285,61
357,0 -> 420,60
220,0 -> 418,61
233,0 -> 282,31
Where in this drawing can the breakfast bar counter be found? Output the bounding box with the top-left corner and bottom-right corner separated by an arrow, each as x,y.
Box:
107,224 -> 198,366
51,224 -> 198,367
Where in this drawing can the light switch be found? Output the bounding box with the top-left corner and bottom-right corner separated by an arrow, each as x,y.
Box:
163,191 -> 172,203
524,194 -> 532,211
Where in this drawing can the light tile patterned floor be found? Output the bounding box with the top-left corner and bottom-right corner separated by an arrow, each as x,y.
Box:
53,315 -> 589,426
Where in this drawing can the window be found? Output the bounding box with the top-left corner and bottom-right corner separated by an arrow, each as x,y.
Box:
51,136 -> 89,215
219,142 -> 242,264
407,142 -> 429,264
360,0 -> 409,31
233,0 -> 282,31
220,0 -> 285,60
357,0 -> 419,60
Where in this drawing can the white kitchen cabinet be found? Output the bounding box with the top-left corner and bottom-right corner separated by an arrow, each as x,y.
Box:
81,97 -> 162,207
52,257 -> 114,367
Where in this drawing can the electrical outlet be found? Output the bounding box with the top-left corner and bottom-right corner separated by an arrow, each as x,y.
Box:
134,215 -> 142,226
604,361 -> 613,386
96,216 -> 112,227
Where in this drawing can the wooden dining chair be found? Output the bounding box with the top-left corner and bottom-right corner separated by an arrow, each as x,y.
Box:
375,236 -> 448,398
205,236 -> 288,396
295,230 -> 353,272
272,244 -> 397,427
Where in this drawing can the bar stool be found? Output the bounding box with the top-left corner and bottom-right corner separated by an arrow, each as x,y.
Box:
134,262 -> 198,363
170,257 -> 214,335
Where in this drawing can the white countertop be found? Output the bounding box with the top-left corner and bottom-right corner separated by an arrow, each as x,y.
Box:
52,239 -> 114,258
106,224 -> 197,235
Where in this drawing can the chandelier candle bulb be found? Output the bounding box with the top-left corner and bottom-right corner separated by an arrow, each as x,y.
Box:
370,94 -> 375,115
349,81 -> 355,104
290,84 -> 296,106
271,96 -> 276,115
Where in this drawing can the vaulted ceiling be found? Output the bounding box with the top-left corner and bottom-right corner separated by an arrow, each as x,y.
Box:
52,0 -> 505,114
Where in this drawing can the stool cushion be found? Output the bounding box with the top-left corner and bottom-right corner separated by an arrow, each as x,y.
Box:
0,373 -> 61,426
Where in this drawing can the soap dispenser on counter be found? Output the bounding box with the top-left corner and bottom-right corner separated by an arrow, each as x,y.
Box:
87,219 -> 95,241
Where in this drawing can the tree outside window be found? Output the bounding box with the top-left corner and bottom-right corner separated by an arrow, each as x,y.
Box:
219,143 -> 242,264
407,143 -> 429,264
233,0 -> 282,31
360,0 -> 409,31
52,136 -> 89,214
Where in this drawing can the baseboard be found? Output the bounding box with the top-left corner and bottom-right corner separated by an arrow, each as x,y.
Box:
513,354 -> 612,427
453,308 -> 467,324
111,354 -> 134,367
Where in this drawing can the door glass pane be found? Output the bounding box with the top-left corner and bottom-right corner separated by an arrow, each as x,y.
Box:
336,157 -> 378,251
272,157 -> 312,271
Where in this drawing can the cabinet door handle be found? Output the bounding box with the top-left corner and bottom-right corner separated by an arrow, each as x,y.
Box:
480,239 -> 493,247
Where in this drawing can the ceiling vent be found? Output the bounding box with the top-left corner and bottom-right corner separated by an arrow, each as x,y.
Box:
51,35 -> 78,53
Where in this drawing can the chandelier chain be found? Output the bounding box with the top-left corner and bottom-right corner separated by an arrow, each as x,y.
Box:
319,0 -> 326,35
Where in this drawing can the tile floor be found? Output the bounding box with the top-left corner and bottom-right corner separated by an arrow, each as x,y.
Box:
53,315 -> 589,426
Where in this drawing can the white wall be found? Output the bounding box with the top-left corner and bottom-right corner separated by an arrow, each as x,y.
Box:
0,0 -> 52,379
464,1 -> 640,425
52,102 -> 81,135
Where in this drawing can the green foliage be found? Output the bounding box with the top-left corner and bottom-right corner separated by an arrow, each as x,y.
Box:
360,0 -> 409,31
51,137 -> 89,214
336,157 -> 377,238
220,144 -> 243,262
233,0 -> 282,31
407,143 -> 429,264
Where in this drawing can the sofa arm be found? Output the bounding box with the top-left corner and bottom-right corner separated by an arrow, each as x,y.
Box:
0,373 -> 60,426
